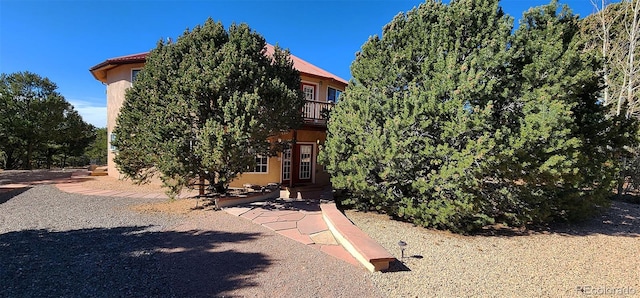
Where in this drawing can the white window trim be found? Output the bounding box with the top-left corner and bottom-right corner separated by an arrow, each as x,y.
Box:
281,147 -> 292,182
298,144 -> 312,180
301,81 -> 319,101
280,142 -> 318,184
248,154 -> 269,174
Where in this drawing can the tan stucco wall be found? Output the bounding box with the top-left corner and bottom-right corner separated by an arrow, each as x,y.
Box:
103,68 -> 342,185
105,63 -> 144,177
300,75 -> 346,103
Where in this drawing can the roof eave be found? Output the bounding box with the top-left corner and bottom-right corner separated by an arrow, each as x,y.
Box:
89,47 -> 348,85
89,57 -> 147,83
302,73 -> 348,86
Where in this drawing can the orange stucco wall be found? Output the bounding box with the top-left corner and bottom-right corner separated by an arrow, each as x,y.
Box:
228,154 -> 283,188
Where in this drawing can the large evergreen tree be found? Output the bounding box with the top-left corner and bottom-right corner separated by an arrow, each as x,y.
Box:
320,0 -> 626,233
113,19 -> 304,197
85,127 -> 107,165
56,109 -> 96,168
493,2 -> 631,224
0,72 -> 93,169
320,0 -> 513,232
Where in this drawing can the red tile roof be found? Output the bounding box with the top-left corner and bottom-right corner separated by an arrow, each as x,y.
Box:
89,52 -> 146,71
90,44 -> 347,85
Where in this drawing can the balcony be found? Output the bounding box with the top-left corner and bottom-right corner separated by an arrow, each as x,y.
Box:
302,100 -> 334,126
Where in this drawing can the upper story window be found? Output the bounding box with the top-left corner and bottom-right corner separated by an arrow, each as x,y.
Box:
328,87 -> 343,103
302,84 -> 316,101
131,69 -> 141,84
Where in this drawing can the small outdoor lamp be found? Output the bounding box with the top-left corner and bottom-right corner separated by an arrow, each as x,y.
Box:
398,240 -> 407,259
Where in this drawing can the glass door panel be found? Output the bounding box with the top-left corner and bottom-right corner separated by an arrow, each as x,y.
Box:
299,145 -> 312,180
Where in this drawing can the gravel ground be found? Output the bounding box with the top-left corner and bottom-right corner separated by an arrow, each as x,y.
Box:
346,203 -> 640,297
6,170 -> 638,297
0,183 -> 381,297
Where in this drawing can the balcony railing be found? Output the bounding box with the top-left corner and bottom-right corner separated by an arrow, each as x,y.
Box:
303,100 -> 334,125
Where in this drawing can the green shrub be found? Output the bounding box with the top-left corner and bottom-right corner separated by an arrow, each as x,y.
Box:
320,0 -> 631,233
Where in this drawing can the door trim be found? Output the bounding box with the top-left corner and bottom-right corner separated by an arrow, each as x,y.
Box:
281,142 -> 316,185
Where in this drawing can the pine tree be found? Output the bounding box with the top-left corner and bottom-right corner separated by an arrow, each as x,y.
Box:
0,71 -> 74,169
85,128 -> 107,165
113,19 -> 304,197
492,1 -> 630,224
56,108 -> 96,168
320,0 -> 513,232
320,0 -> 628,233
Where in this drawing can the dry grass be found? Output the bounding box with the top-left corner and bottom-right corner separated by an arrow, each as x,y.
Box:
73,175 -> 212,215
76,175 -> 168,193
129,198 -> 216,216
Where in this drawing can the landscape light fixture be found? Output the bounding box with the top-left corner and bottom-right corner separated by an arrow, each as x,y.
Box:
398,240 -> 407,259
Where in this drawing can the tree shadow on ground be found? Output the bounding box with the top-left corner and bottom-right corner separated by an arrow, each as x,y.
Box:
266,199 -> 322,212
347,200 -> 640,238
0,226 -> 271,297
0,170 -> 73,184
613,193 -> 640,204
474,201 -> 640,238
229,198 -> 323,213
0,187 -> 31,205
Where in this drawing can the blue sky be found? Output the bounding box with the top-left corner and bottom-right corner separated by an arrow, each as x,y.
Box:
1,0 -> 600,128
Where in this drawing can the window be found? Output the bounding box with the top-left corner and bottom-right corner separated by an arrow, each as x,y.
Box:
282,148 -> 291,180
253,155 -> 268,173
302,84 -> 315,101
299,145 -> 312,179
109,133 -> 117,151
327,87 -> 342,103
131,69 -> 141,84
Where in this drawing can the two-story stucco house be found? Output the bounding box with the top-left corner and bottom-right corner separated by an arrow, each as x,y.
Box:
89,44 -> 346,188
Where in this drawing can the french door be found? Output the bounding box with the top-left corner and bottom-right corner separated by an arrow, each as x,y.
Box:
282,144 -> 313,185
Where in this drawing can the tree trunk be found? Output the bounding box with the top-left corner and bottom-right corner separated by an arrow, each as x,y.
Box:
199,174 -> 205,196
46,148 -> 53,169
618,156 -> 627,198
26,142 -> 33,170
626,0 -> 639,117
593,0 -> 612,107
211,172 -> 227,194
4,148 -> 16,169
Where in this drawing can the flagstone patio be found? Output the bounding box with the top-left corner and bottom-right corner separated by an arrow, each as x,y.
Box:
223,199 -> 361,267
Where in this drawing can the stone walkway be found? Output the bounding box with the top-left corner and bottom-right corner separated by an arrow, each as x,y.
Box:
224,199 -> 360,267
